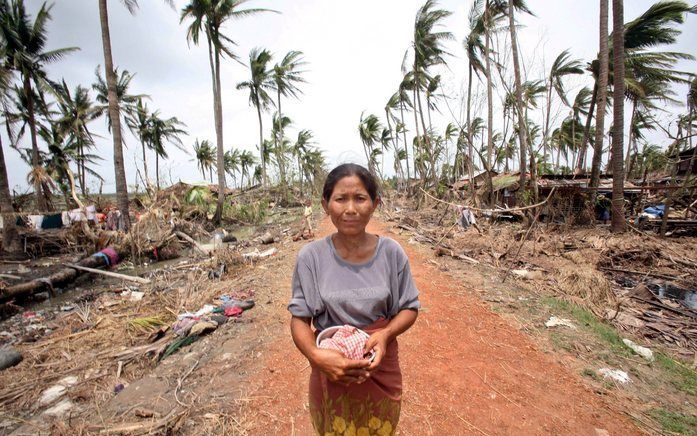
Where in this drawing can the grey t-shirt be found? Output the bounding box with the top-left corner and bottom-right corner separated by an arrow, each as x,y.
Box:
288,235 -> 420,331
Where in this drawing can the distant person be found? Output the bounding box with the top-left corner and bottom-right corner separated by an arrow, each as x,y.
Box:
596,194 -> 611,224
288,163 -> 419,435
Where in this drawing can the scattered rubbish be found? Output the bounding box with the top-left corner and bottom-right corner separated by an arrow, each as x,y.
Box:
0,346 -> 22,371
224,306 -> 243,317
622,339 -> 654,361
43,399 -> 74,417
598,368 -> 631,384
39,376 -> 78,405
510,269 -> 544,280
128,316 -> 166,331
172,318 -> 197,337
134,408 -> 159,419
129,291 -> 145,302
545,316 -> 576,329
242,247 -> 278,260
114,383 -> 125,394
257,231 -> 275,244
189,321 -> 218,337
60,305 -> 74,312
193,304 -> 216,317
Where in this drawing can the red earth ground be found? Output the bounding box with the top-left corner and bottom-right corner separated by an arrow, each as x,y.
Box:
243,216 -> 643,435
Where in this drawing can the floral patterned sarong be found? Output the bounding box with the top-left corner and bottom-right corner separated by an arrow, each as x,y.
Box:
309,319 -> 401,436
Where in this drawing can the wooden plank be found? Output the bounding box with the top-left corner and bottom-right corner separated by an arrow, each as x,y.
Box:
64,263 -> 151,284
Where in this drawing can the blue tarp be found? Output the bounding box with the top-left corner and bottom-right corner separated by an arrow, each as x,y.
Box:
643,204 -> 665,218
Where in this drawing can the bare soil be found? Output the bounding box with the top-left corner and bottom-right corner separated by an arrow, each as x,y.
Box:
2,210 -> 693,434
241,216 -> 641,435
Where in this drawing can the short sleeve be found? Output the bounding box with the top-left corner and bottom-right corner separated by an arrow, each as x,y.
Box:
288,258 -> 314,318
397,259 -> 420,311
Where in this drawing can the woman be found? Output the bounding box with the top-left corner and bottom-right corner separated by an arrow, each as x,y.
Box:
288,163 -> 419,435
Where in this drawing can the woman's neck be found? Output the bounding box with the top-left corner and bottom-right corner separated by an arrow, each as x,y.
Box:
333,231 -> 368,252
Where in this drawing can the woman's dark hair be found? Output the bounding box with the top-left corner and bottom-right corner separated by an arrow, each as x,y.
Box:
322,163 -> 380,202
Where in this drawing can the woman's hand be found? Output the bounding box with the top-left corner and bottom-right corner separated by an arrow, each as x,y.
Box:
364,329 -> 390,371
311,348 -> 371,385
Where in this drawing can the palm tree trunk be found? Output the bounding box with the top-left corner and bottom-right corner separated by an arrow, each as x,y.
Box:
624,100 -> 637,180
213,49 -> 225,224
415,75 -> 435,185
484,5 -> 494,171
385,108 -> 399,187
578,83 -> 598,172
591,0 -> 609,190
509,1 -> 530,195
256,101 -> 266,186
542,75 -> 553,168
0,134 -> 21,254
155,152 -> 160,190
399,100 -> 410,180
23,75 -> 50,212
611,0 -> 626,233
297,155 -> 303,196
412,87 -> 422,182
466,64 -> 475,188
99,0 -> 130,230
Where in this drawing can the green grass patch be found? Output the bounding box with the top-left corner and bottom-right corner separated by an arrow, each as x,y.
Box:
540,297 -> 629,357
581,368 -> 600,382
649,409 -> 697,435
655,353 -> 697,396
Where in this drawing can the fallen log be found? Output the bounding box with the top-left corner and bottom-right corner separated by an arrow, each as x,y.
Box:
0,251 -> 124,304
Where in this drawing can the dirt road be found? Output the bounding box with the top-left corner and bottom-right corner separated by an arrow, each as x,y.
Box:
244,216 -> 641,435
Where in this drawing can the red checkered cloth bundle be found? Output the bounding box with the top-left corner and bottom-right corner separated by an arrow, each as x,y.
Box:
318,325 -> 370,360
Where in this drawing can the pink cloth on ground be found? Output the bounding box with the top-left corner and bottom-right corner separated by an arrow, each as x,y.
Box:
318,325 -> 370,360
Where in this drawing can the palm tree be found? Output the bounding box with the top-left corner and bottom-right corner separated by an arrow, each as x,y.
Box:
590,0 -> 610,189
1,0 -> 78,211
92,67 -> 143,132
396,79 -> 414,180
464,1 -> 485,186
96,0 -> 162,230
411,0 -> 452,187
0,43 -> 20,254
358,113 -> 382,176
292,129 -> 313,195
271,50 -> 306,174
270,112 -> 292,185
239,149 -> 256,188
585,0 -> 696,184
541,49 -> 584,168
506,0 -> 534,196
193,138 -> 215,182
55,81 -> 100,196
181,0 -> 272,223
147,111 -> 186,190
301,148 -> 326,193
125,97 -> 151,188
224,148 -> 240,187
236,47 -> 274,186
611,0 -> 626,233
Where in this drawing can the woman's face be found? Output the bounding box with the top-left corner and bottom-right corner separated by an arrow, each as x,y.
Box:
322,175 -> 378,236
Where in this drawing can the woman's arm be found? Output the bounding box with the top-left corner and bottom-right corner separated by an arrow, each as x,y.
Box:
364,308 -> 418,371
290,316 -> 371,384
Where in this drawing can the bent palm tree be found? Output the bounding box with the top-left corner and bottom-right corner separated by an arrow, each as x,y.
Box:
147,111 -> 186,190
236,47 -> 274,186
541,49 -> 584,168
193,139 -> 215,182
1,0 -> 78,211
182,0 -> 273,223
358,113 -> 382,176
0,43 -> 21,254
271,50 -> 306,174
